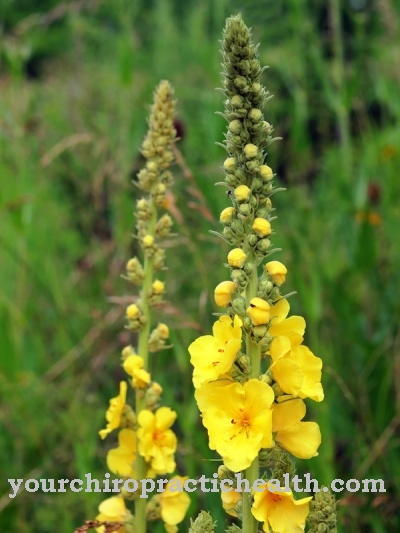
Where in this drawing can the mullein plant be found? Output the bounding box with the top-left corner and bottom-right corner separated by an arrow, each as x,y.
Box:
94,81 -> 190,533
188,15 -> 337,533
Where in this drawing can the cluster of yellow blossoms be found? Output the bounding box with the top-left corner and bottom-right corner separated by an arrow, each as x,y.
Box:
188,15 -> 333,533
95,81 -> 189,533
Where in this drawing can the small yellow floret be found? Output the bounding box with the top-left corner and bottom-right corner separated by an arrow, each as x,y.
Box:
265,261 -> 288,285
252,218 -> 272,237
214,281 -> 236,306
227,248 -> 246,268
223,157 -> 237,172
157,323 -> 170,339
126,304 -> 140,320
152,280 -> 165,294
260,165 -> 273,181
247,297 -> 270,326
143,235 -> 154,247
220,207 -> 235,224
234,185 -> 251,202
244,143 -> 258,159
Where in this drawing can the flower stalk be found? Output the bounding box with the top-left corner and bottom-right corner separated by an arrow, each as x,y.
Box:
189,14 -> 336,533
93,81 -> 190,533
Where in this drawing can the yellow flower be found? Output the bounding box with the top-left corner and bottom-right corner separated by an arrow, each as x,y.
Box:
272,399 -> 321,459
137,407 -> 177,474
270,336 -> 324,402
157,323 -> 170,339
152,279 -> 165,294
220,206 -> 235,223
265,260 -> 287,285
223,157 -> 237,172
251,482 -> 312,533
214,281 -> 236,306
228,248 -> 247,268
143,234 -> 154,247
234,185 -> 251,202
252,218 -> 272,237
123,354 -> 151,389
126,304 -> 140,320
99,382 -> 127,439
195,379 -> 274,471
269,299 -> 305,345
189,315 -> 242,389
244,143 -> 258,158
96,496 -> 131,533
260,165 -> 273,181
247,297 -> 270,326
107,429 -> 136,477
221,488 -> 241,517
160,476 -> 191,530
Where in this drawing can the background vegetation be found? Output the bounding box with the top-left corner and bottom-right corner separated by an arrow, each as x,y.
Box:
1,0 -> 400,532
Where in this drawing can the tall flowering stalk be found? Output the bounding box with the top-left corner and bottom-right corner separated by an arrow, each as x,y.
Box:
94,81 -> 189,533
189,15 -> 336,533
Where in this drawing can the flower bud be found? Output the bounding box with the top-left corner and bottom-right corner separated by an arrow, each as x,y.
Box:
220,207 -> 235,224
147,161 -> 158,173
223,157 -> 237,173
231,268 -> 247,287
231,296 -> 246,315
234,185 -> 251,202
238,355 -> 250,372
157,323 -> 169,339
260,165 -> 274,181
228,120 -> 242,134
214,281 -> 236,306
231,95 -> 244,108
252,218 -> 272,237
244,143 -> 258,159
152,279 -> 165,295
155,214 -> 173,238
126,257 -> 144,284
239,203 -> 251,217
218,465 -> 234,480
264,121 -> 273,134
228,248 -> 247,268
121,345 -> 135,360
126,304 -> 140,320
142,235 -> 154,247
234,75 -> 249,92
265,261 -> 287,285
247,297 -> 270,325
256,238 -> 271,252
246,160 -> 259,172
248,108 -> 263,123
145,382 -> 163,410
252,325 -> 268,338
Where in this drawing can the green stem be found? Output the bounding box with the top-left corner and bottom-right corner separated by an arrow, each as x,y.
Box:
135,206 -> 157,533
242,264 -> 261,533
243,456 -> 259,533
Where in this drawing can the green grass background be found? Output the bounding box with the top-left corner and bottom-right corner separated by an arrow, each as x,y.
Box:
1,0 -> 400,531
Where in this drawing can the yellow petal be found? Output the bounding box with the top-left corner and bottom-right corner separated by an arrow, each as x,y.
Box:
271,359 -> 303,396
156,407 -> 177,430
291,346 -> 324,402
269,299 -> 290,324
276,421 -> 321,459
272,399 -> 306,432
269,335 -> 291,361
161,477 -> 191,525
269,316 -> 306,340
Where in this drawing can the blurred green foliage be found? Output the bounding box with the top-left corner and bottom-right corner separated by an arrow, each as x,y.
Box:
1,0 -> 400,532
